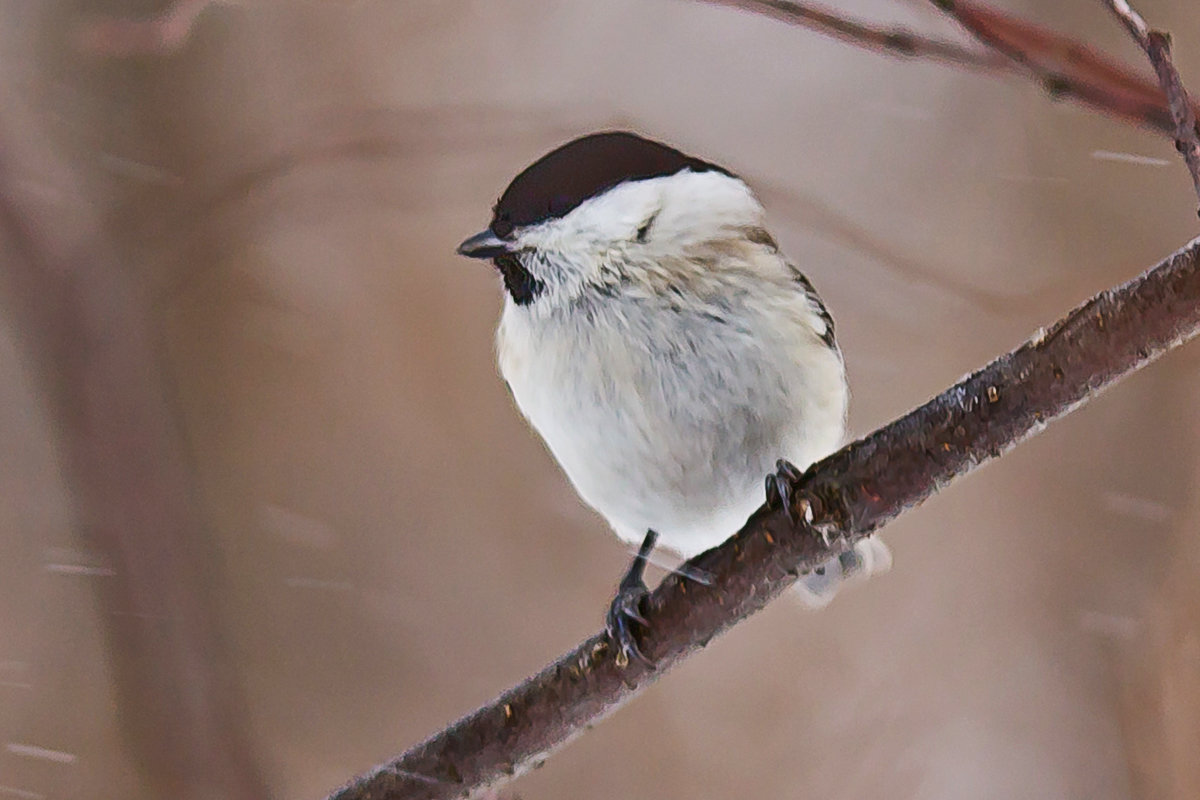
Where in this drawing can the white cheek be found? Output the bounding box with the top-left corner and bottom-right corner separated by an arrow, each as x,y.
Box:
508,170 -> 764,302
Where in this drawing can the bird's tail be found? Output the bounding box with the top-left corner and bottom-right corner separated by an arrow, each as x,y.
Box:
792,536 -> 892,609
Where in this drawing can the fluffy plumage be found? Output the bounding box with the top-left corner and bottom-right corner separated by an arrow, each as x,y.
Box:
466,132 -> 889,605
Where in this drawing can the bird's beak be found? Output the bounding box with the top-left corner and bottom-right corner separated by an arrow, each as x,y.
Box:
456,230 -> 510,259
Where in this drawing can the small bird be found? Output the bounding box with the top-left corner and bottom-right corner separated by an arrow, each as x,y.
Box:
458,131 -> 890,664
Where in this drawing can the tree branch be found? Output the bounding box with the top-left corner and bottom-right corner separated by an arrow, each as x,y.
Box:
326,229 -> 1200,799
1102,0 -> 1200,208
71,0 -> 1200,144
700,0 -> 1007,72
712,0 -> 1197,138
929,0 -> 1200,137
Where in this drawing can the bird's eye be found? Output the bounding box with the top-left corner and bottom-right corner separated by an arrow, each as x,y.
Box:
635,212 -> 658,243
492,215 -> 514,239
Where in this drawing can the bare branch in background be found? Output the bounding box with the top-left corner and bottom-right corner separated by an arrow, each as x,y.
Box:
716,0 -> 1195,137
1102,0 -> 1200,208
928,0 -> 1198,137
0,98 -> 271,799
71,0 -> 1196,146
700,0 -> 1007,71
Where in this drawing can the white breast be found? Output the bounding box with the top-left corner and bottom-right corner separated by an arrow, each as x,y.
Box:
496,275 -> 848,557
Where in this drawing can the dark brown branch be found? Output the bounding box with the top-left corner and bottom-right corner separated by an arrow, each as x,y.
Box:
1102,0 -> 1200,210
326,222 -> 1200,800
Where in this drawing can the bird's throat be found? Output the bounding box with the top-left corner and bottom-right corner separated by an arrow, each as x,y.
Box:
494,254 -> 545,306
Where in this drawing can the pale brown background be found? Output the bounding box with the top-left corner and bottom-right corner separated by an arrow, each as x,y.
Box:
1,1 -> 1199,798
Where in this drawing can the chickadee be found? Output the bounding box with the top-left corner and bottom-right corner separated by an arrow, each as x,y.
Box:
458,131 -> 890,664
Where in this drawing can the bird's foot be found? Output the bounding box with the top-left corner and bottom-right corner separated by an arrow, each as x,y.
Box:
764,458 -> 807,525
606,529 -> 658,669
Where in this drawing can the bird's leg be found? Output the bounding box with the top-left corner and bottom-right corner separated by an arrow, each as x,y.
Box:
764,458 -> 806,525
606,529 -> 658,669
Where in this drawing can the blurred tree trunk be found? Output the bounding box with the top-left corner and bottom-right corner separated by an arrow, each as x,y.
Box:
0,53 -> 271,800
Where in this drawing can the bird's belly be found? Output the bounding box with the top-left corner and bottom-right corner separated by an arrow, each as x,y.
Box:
528,394 -> 761,551
498,306 -> 846,557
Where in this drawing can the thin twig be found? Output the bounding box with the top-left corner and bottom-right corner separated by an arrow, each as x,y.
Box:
1104,0 -> 1152,42
326,226 -> 1200,800
715,0 -> 1192,137
700,0 -> 1007,72
68,0 -> 1200,148
930,0 -> 1199,136
1102,0 -> 1200,211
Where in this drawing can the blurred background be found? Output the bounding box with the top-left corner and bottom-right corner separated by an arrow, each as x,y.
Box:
0,1 -> 1198,798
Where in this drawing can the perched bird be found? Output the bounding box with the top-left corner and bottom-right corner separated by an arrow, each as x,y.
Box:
458,131 -> 890,664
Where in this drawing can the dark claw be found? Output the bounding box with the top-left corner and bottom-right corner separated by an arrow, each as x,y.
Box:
606,530 -> 658,669
765,458 -> 804,524
764,474 -> 781,509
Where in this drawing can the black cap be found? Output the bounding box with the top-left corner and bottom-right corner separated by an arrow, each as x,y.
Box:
489,131 -> 733,238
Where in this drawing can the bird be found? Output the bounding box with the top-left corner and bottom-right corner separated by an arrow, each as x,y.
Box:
457,131 -> 890,665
